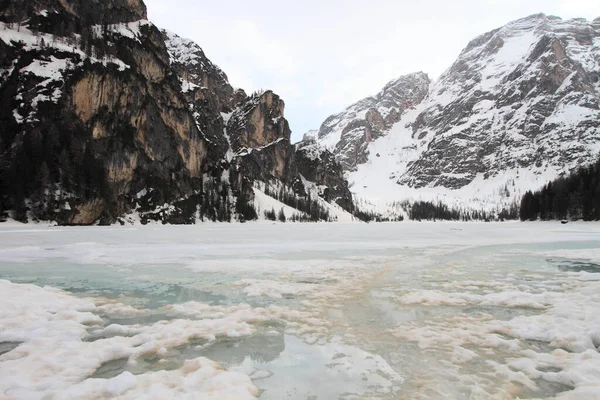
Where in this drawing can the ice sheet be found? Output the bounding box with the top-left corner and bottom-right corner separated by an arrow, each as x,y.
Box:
0,222 -> 600,399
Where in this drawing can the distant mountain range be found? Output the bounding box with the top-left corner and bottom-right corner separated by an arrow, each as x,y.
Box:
1,3 -> 598,224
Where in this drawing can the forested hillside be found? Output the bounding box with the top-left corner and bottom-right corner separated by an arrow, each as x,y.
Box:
520,158 -> 600,221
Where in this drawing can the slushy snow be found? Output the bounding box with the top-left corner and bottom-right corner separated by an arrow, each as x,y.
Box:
1,222 -> 600,398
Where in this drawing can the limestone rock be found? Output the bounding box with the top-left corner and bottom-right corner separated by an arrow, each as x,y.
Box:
0,0 -> 355,224
295,142 -> 353,210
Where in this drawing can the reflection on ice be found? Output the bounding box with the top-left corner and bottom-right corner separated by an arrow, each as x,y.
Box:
0,341 -> 20,357
232,335 -> 403,399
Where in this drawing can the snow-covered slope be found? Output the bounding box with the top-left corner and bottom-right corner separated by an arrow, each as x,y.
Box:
252,181 -> 355,223
402,14 -> 600,191
311,14 -> 600,214
314,72 -> 431,170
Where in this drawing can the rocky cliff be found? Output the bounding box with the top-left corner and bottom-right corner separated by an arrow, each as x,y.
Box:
315,72 -> 431,171
0,0 -> 354,224
402,14 -> 600,191
309,14 -> 600,213
294,141 -> 353,211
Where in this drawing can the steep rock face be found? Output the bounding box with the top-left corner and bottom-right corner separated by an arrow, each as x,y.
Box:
160,31 -> 354,219
162,30 -> 234,113
228,91 -> 298,190
162,29 -> 233,166
401,14 -> 600,190
0,0 -> 355,224
230,91 -> 289,151
294,142 -> 353,210
315,72 -> 430,170
0,9 -> 211,224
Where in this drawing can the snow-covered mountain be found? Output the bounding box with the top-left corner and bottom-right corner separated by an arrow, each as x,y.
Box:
0,0 -> 354,224
308,14 -> 600,215
315,72 -> 431,171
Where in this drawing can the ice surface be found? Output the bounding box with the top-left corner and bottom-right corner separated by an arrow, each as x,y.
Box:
0,222 -> 600,399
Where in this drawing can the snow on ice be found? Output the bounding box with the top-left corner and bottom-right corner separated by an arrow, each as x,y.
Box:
0,223 -> 600,398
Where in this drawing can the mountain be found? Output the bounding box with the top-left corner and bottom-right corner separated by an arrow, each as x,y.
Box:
315,72 -> 431,171
308,14 -> 600,215
0,0 -> 354,224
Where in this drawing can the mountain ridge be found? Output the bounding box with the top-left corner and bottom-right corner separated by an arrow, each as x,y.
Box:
305,13 -> 600,216
0,0 -> 355,224
315,71 -> 431,171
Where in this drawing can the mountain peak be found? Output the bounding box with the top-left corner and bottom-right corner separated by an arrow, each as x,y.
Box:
517,12 -> 549,22
505,13 -> 568,27
381,72 -> 430,91
313,71 -> 431,170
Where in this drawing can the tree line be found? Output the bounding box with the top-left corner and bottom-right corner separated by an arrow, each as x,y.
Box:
407,201 -> 517,222
262,183 -> 334,222
519,158 -> 600,221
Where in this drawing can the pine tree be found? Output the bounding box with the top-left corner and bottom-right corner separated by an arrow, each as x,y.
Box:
278,207 -> 286,223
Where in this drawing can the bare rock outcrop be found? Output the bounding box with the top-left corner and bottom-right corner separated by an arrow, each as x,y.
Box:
228,91 -> 297,187
313,72 -> 431,171
401,14 -> 600,189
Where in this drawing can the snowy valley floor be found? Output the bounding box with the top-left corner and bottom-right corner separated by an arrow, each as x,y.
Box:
1,222 -> 600,399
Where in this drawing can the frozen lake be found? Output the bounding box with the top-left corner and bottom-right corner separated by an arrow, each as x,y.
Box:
1,222 -> 600,399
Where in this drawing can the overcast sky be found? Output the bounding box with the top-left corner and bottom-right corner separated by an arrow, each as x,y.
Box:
144,0 -> 598,142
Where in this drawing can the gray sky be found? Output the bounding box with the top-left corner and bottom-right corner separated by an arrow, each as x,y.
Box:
144,0 -> 599,142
